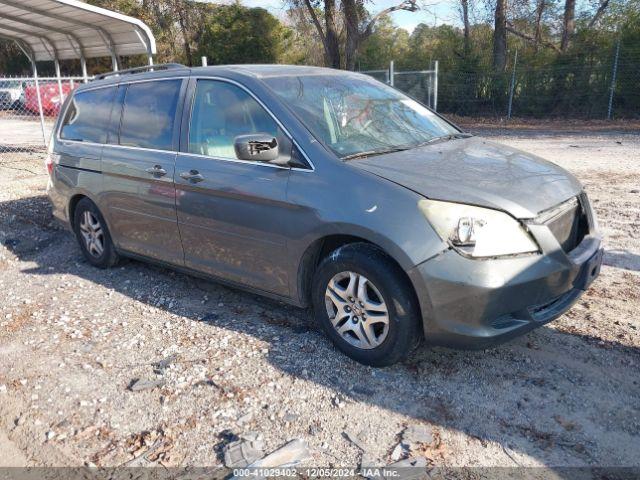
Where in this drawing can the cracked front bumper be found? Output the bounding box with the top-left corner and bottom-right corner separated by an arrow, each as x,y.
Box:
407,235 -> 603,349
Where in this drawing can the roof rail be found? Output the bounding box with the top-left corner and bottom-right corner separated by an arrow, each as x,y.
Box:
94,63 -> 185,81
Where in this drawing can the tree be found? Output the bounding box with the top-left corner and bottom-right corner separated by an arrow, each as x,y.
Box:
292,0 -> 419,70
534,0 -> 546,51
280,6 -> 326,65
358,16 -> 410,69
169,0 -> 194,65
195,4 -> 289,65
560,0 -> 576,51
459,0 -> 471,56
493,0 -> 507,70
0,39 -> 30,75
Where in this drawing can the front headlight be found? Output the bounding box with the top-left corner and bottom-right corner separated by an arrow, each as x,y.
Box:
419,199 -> 539,258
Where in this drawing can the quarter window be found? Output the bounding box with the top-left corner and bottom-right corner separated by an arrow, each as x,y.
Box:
189,80 -> 280,159
60,87 -> 116,144
119,80 -> 181,150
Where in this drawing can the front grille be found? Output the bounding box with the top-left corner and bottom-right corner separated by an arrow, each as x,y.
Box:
537,196 -> 589,253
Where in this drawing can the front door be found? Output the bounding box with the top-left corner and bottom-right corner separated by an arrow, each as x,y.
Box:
100,79 -> 186,265
175,79 -> 293,296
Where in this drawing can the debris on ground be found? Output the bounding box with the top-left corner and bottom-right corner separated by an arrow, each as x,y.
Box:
153,353 -> 178,375
386,457 -> 428,468
128,378 -> 165,392
247,438 -> 311,468
223,432 -> 265,468
383,457 -> 428,480
344,429 -> 369,452
121,429 -> 174,467
403,424 -> 434,448
390,440 -> 410,461
360,451 -> 379,470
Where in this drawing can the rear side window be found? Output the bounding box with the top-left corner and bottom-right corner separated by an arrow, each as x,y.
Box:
119,80 -> 181,150
60,87 -> 116,143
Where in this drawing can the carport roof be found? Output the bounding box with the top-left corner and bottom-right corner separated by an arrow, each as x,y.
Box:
0,0 -> 156,62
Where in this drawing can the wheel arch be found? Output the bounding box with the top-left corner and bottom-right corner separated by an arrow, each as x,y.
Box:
295,232 -> 420,315
67,192 -> 113,236
68,193 -> 87,229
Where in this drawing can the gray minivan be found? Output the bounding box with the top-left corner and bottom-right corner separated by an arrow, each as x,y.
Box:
47,64 -> 603,366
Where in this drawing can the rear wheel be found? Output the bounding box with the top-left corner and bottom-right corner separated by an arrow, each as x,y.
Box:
311,243 -> 422,367
73,198 -> 119,268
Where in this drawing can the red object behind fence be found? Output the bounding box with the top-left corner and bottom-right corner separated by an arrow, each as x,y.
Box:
24,82 -> 73,116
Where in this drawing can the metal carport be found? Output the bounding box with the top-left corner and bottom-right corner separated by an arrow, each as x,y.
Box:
0,0 -> 156,146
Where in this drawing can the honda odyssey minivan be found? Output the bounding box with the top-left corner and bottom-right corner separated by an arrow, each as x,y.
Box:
47,64 -> 603,366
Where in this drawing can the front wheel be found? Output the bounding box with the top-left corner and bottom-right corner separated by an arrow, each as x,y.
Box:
311,243 -> 422,367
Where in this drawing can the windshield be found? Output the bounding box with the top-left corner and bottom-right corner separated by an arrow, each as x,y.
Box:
263,73 -> 458,159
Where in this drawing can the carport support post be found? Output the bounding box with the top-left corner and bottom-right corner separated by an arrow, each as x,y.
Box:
31,61 -> 47,147
80,56 -> 88,83
54,58 -> 64,105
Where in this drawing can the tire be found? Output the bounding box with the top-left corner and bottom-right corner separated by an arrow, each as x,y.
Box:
311,243 -> 422,367
72,198 -> 119,268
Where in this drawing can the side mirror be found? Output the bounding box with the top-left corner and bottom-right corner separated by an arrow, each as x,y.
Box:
234,134 -> 279,162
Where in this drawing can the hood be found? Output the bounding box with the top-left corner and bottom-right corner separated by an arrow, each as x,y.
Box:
350,136 -> 582,219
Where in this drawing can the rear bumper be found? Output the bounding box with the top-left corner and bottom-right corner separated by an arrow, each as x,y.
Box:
408,235 -> 603,349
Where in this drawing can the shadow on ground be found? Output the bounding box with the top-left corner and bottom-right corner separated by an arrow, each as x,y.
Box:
2,195 -> 639,474
604,249 -> 640,272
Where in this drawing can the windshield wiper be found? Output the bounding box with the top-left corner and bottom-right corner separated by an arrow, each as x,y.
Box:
341,133 -> 472,160
342,146 -> 411,161
420,132 -> 473,146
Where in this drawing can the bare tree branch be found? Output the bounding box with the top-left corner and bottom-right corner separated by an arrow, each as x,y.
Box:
534,0 -> 546,51
561,0 -> 576,51
588,0 -> 610,28
361,1 -> 419,40
506,22 -> 561,52
301,0 -> 328,46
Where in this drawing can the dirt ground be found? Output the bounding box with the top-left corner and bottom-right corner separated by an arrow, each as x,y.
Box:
0,129 -> 638,473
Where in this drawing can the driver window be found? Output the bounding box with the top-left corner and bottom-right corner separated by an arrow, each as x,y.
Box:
189,80 -> 280,160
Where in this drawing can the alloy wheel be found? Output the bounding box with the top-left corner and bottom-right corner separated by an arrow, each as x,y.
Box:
324,271 -> 389,349
79,210 -> 104,258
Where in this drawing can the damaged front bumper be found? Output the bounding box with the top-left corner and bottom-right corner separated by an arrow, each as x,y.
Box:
407,234 -> 603,349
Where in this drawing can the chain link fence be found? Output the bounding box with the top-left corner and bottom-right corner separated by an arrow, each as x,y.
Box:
362,41 -> 639,120
360,63 -> 438,111
0,76 -> 85,165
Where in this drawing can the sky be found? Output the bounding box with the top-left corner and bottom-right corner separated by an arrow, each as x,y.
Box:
216,1 -> 603,33
230,1 -> 461,32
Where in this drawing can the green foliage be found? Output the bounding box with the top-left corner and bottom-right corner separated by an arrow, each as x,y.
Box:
0,39 -> 30,75
195,4 -> 289,65
0,0 -> 637,118
358,17 -> 410,70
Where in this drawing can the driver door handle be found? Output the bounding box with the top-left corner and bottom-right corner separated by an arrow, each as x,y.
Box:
180,170 -> 204,183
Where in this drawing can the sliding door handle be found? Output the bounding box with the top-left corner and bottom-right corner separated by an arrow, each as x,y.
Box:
145,165 -> 167,177
180,170 -> 204,183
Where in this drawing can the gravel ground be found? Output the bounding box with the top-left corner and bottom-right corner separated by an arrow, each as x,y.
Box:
0,131 -> 638,471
